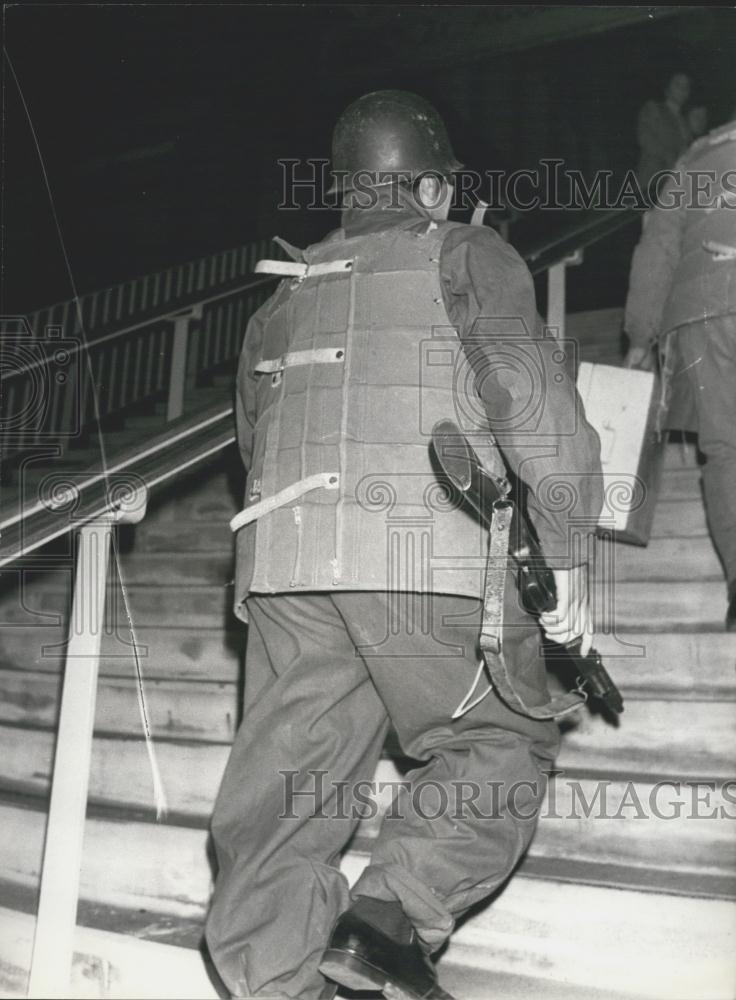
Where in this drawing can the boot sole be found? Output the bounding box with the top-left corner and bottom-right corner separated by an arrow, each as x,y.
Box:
320,948 -> 393,993
320,948 -> 455,1000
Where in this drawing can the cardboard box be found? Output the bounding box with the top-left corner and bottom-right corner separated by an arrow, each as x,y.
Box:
576,362 -> 664,545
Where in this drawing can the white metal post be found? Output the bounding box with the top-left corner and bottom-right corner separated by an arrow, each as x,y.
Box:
27,519 -> 112,999
546,260 -> 567,338
166,305 -> 202,422
167,314 -> 190,422
28,490 -> 148,999
546,249 -> 583,339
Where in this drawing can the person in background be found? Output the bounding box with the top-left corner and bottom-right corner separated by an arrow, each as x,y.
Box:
687,105 -> 709,140
636,73 -> 692,194
624,115 -> 736,631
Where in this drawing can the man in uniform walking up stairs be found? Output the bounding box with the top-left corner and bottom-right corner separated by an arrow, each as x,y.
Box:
624,115 -> 736,630
204,90 -> 603,1000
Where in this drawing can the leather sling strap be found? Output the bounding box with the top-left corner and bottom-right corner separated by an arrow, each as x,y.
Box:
455,500 -> 586,721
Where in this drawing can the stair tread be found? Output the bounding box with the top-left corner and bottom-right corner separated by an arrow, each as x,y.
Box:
3,796 -> 736,997
0,883 -> 651,1000
1,730 -> 733,892
0,667 -> 733,777
0,626 -> 244,680
439,963 -> 649,1000
0,628 -> 731,697
11,719 -> 722,823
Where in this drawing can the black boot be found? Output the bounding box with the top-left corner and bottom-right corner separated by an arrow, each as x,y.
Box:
319,896 -> 454,999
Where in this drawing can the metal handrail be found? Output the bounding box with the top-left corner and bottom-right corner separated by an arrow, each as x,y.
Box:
526,207 -> 640,276
22,240 -> 275,342
1,238 -> 281,462
0,401 -> 236,567
3,276 -> 277,381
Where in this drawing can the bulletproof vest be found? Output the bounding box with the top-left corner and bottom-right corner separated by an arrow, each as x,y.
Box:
234,220 -> 507,606
661,123 -> 736,332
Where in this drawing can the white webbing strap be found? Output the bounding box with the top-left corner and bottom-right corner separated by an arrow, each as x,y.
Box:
230,472 -> 340,532
451,500 -> 512,720
451,659 -> 493,720
255,259 -> 354,278
471,200 -> 489,226
703,240 -> 736,260
254,348 -> 345,374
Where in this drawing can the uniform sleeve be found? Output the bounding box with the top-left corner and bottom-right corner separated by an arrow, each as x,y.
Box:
235,297 -> 271,473
623,172 -> 687,347
440,225 -> 603,567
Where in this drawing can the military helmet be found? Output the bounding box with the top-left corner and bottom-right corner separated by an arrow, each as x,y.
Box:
330,90 -> 462,192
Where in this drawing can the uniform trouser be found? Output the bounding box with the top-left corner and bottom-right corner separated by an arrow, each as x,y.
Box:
676,315 -> 736,596
206,591 -> 560,999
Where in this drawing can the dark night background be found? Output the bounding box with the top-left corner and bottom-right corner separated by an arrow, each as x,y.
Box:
3,5 -> 735,316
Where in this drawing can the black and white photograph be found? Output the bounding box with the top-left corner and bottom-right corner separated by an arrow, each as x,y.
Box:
1,4 -> 735,999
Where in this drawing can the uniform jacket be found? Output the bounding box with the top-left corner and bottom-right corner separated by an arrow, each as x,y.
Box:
624,119 -> 736,429
234,198 -> 603,621
636,99 -> 691,189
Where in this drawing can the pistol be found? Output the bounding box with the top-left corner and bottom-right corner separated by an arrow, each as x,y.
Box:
431,419 -> 624,715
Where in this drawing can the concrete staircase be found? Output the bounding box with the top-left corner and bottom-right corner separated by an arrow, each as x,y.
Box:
0,312 -> 734,999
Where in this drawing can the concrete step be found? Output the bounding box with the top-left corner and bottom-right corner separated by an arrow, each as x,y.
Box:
0,581 -> 234,629
0,903 -> 219,1000
122,518 -> 233,553
0,725 -> 229,817
662,440 -> 699,469
0,671 -> 732,782
0,625 -> 244,682
431,871 -> 736,1000
0,669 -> 239,744
1,722 -> 733,888
594,533 -> 722,582
0,575 -> 727,631
0,892 -> 679,1000
140,483 -> 240,526
594,632 -> 736,699
0,891 -> 716,1000
0,625 -> 732,700
356,761 -> 736,884
437,963 -> 645,1000
660,465 -> 703,501
555,697 -> 736,780
5,688 -> 736,815
567,306 -> 623,341
650,497 -> 708,538
1,795 -> 733,1000
115,551 -> 234,586
590,579 -> 727,631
